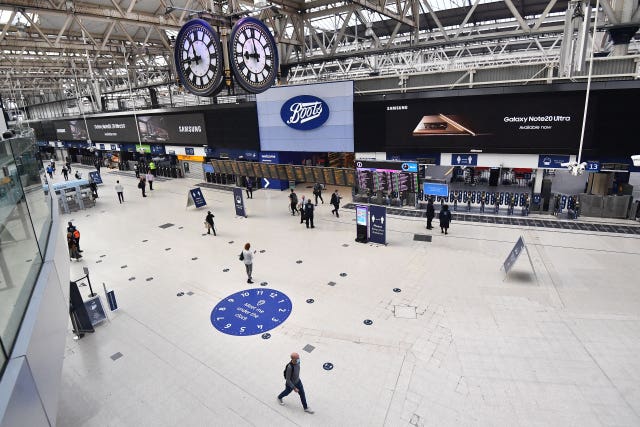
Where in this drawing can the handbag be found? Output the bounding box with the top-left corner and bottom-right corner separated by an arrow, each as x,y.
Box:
239,251 -> 244,261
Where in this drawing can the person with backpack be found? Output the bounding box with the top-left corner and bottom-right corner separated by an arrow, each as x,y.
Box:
330,190 -> 342,217
439,204 -> 452,235
304,199 -> 315,229
277,352 -> 314,414
240,242 -> 255,284
289,189 -> 299,216
205,211 -> 216,236
67,232 -> 82,261
313,182 -> 323,205
67,222 -> 83,253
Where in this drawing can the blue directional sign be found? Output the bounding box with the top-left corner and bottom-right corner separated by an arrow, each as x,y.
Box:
211,288 -> 292,336
185,147 -> 195,155
538,155 -> 570,168
189,188 -> 207,208
88,171 -> 102,184
233,187 -> 246,217
400,162 -> 418,172
423,182 -> 449,197
369,205 -> 386,245
532,194 -> 541,204
451,154 -> 478,166
503,236 -> 526,273
586,161 -> 600,172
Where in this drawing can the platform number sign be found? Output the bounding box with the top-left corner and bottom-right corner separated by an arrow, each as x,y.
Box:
210,288 -> 292,336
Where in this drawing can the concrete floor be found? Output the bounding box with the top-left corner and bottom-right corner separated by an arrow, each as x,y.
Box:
55,165 -> 640,427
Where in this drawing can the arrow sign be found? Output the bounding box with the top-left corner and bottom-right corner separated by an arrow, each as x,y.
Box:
263,178 -> 270,188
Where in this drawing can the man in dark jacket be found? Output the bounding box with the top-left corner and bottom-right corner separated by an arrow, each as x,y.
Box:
245,177 -> 253,199
304,199 -> 315,228
439,204 -> 452,234
277,352 -> 314,414
289,189 -> 298,215
426,197 -> 435,229
205,211 -> 216,235
313,182 -> 323,205
330,190 -> 341,217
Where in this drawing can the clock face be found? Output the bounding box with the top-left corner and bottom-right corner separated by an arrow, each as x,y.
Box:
229,17 -> 279,94
174,19 -> 224,97
210,288 -> 292,336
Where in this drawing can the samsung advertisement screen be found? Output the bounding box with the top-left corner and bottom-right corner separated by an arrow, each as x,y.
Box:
256,81 -> 354,152
356,206 -> 368,226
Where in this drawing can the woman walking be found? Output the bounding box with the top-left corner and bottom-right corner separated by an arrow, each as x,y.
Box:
241,242 -> 256,284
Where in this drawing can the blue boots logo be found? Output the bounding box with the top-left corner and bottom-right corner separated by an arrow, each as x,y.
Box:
280,95 -> 330,130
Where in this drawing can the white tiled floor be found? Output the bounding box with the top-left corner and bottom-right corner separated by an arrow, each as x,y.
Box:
56,166 -> 640,426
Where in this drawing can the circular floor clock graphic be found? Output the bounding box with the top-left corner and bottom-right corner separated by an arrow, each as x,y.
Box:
211,288 -> 292,336
229,17 -> 279,94
174,19 -> 224,97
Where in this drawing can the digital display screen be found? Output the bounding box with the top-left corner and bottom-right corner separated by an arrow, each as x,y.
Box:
356,205 -> 368,226
87,117 -> 138,142
137,113 -> 207,145
423,182 -> 449,197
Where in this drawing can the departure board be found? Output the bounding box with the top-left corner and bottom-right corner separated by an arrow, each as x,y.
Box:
251,162 -> 262,177
276,164 -> 288,181
303,166 -> 315,182
323,168 -> 336,185
294,166 -> 305,181
230,161 -> 241,175
259,163 -> 270,178
237,162 -> 249,177
267,164 -> 278,179
334,169 -> 346,186
345,169 -> 356,187
210,160 -> 220,172
285,165 -> 295,181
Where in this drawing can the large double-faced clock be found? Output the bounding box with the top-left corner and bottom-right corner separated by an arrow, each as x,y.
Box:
228,17 -> 279,94
174,19 -> 224,97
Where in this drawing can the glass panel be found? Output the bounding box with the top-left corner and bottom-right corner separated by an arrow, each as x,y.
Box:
0,129 -> 49,356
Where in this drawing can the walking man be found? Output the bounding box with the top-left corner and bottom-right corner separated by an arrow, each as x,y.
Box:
245,177 -> 253,199
67,222 -> 83,253
115,180 -> 124,203
277,352 -> 314,414
304,199 -> 315,228
313,182 -> 324,205
61,165 -> 69,181
146,172 -> 154,190
205,211 -> 216,235
241,243 -> 255,284
94,159 -> 101,174
330,190 -> 342,217
289,189 -> 299,216
299,195 -> 306,224
138,177 -> 147,197
426,197 -> 435,229
439,204 -> 452,235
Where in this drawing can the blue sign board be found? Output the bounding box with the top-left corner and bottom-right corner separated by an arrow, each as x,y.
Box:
423,182 -> 449,197
210,288 -> 292,336
369,205 -> 386,245
503,236 -> 526,273
203,163 -> 214,173
151,145 -> 165,155
88,171 -> 102,184
233,187 -> 246,217
185,147 -> 195,155
586,161 -> 600,172
280,95 -> 330,130
538,155 -> 570,168
189,188 -> 207,208
400,162 -> 418,172
356,205 -> 368,226
451,154 -> 478,166
532,194 -> 541,204
106,290 -> 118,311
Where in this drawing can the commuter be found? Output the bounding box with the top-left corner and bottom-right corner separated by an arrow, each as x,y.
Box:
439,204 -> 452,235
299,195 -> 306,224
494,197 -> 500,214
277,352 -> 314,414
313,182 -> 324,205
94,159 -> 101,173
74,170 -> 82,180
115,180 -> 124,203
61,165 -> 69,181
480,194 -> 485,213
46,165 -> 53,179
245,177 -> 253,199
146,172 -> 154,190
67,222 -> 83,253
50,161 -> 56,173
205,211 -> 216,235
330,190 -> 341,217
89,179 -> 98,199
66,160 -> 71,172
149,161 -> 157,177
426,197 -> 435,230
67,232 -> 82,261
289,189 -> 299,216
138,177 -> 147,197
134,164 -> 140,178
240,242 -> 256,284
304,199 -> 315,229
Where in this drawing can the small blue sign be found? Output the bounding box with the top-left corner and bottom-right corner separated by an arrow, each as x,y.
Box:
369,205 -> 386,245
280,95 -> 330,130
423,182 -> 449,197
532,194 -> 541,204
233,187 -> 246,217
451,154 -> 478,166
190,188 -> 206,208
99,144 -> 105,150
203,164 -> 214,173
110,144 -> 116,151
586,161 -> 600,172
210,288 -> 292,336
88,171 -> 102,184
185,147 -> 195,155
151,145 -> 165,155
538,154 -> 570,168
503,236 -> 526,273
400,162 -> 418,172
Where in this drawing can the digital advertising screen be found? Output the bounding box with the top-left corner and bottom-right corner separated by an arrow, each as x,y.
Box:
256,81 -> 354,152
137,113 -> 207,145
87,117 -> 138,142
356,205 -> 368,226
54,120 -> 88,141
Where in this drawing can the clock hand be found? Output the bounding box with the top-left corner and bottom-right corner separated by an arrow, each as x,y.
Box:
182,56 -> 201,64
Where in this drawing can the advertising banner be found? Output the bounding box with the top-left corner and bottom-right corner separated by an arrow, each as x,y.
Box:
257,81 -> 354,152
137,113 -> 207,145
87,117 -> 138,142
233,187 -> 246,217
54,120 -> 88,141
369,205 -> 387,245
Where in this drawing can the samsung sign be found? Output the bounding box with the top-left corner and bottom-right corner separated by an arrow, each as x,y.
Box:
257,81 -> 354,152
280,95 -> 329,130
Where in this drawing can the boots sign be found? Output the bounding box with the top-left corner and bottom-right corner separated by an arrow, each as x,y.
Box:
280,95 -> 330,130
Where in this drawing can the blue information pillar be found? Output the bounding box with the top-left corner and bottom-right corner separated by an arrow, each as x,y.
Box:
369,205 -> 387,245
259,152 -> 288,190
